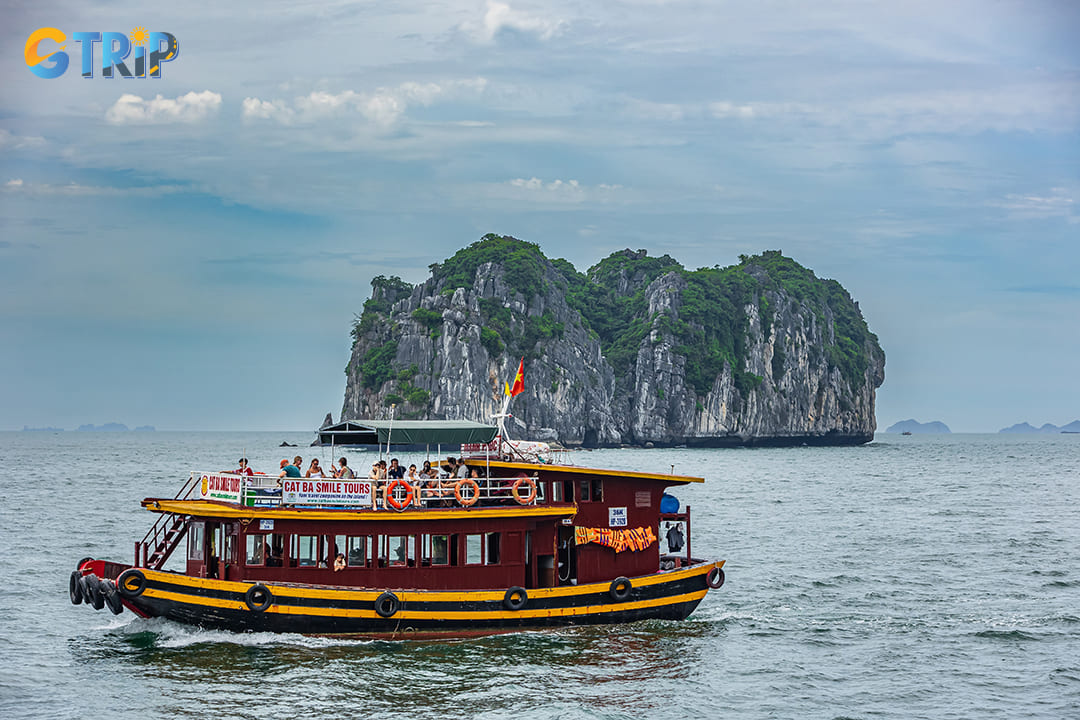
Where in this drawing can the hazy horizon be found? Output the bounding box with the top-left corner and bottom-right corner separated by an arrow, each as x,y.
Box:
2,1 -> 1077,434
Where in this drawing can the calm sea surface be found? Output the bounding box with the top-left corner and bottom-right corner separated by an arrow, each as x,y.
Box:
1,431 -> 1078,719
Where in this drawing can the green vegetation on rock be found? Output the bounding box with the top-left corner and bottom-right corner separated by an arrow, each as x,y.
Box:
351,236 -> 881,409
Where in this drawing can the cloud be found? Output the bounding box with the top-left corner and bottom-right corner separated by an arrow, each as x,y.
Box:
0,129 -> 46,151
243,79 -> 487,128
621,80 -> 1078,136
465,1 -> 564,43
105,91 -> 223,125
1,180 -> 187,197
501,177 -> 624,205
993,188 -> 1078,222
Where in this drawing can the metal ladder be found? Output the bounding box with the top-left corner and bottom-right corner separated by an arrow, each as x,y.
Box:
134,472 -> 200,569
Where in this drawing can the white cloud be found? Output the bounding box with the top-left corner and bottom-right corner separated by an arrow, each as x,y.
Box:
708,102 -> 756,119
0,130 -> 47,151
243,78 -> 487,128
1,180 -> 186,197
993,188 -> 1078,222
105,91 -> 223,125
502,177 -> 624,205
465,1 -> 564,43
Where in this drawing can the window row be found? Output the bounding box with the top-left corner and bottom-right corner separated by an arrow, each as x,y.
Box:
239,532 -> 502,569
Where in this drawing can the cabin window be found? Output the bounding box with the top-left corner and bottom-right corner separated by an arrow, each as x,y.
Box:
383,535 -> 415,567
591,479 -> 603,501
465,534 -> 483,565
578,480 -> 590,503
551,481 -> 562,502
485,533 -> 500,565
188,522 -> 204,561
266,534 -> 284,566
224,527 -> 238,565
421,534 -> 449,566
245,535 -> 265,565
291,535 -> 320,567
464,533 -> 500,565
341,535 -> 371,568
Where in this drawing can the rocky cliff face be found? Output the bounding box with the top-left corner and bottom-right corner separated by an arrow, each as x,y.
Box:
342,236 -> 885,447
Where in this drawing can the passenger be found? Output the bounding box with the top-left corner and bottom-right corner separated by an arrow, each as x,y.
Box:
456,457 -> 469,479
334,457 -> 356,479
306,458 -> 325,478
233,458 -> 254,476
293,456 -> 303,474
377,460 -> 387,479
387,458 -> 405,479
444,456 -> 457,478
278,458 -> 302,479
333,553 -> 346,572
418,460 -> 434,479
406,464 -> 418,481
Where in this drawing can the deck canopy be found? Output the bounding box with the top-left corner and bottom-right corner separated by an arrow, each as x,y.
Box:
319,419 -> 498,446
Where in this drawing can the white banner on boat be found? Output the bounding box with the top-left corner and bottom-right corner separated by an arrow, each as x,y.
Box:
281,479 -> 372,507
198,472 -> 243,503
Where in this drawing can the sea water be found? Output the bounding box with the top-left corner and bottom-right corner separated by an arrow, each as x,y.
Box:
0,431 -> 1077,719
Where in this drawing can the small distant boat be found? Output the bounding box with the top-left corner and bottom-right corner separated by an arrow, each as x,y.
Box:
901,431 -> 912,436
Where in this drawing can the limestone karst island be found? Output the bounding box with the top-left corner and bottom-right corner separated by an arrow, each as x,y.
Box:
343,235 -> 885,447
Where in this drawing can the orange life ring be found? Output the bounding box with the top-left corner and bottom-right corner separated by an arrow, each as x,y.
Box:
511,475 -> 537,505
454,478 -> 480,507
385,479 -> 415,511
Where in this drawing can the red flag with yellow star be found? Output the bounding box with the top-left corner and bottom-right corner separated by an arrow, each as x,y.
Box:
504,357 -> 524,397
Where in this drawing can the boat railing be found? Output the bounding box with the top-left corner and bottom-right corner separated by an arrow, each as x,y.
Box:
185,471 -> 544,511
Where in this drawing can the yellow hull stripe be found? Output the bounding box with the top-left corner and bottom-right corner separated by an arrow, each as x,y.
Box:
137,560 -> 724,603
141,585 -> 708,621
144,499 -> 578,522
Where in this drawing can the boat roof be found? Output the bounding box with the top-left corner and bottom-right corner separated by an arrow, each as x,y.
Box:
143,498 -> 576,521
480,459 -> 704,484
319,419 -> 498,446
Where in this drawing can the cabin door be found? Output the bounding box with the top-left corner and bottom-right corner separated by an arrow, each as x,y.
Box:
557,526 -> 577,585
205,522 -> 219,579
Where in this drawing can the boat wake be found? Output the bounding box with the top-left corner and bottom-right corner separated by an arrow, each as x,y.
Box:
107,616 -> 377,649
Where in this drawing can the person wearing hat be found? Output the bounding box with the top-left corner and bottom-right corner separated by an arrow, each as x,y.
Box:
278,458 -> 302,479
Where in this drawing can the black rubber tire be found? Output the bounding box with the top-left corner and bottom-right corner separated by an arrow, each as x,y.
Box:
707,567 -> 725,589
69,571 -> 84,605
102,581 -> 123,615
609,577 -> 632,602
244,584 -> 273,612
116,569 -> 147,599
86,575 -> 105,610
503,586 -> 528,611
374,591 -> 400,618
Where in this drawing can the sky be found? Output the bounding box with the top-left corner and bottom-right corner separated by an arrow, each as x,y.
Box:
1,0 -> 1077,433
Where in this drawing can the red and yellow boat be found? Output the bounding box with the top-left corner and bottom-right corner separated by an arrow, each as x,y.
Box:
70,420 -> 725,638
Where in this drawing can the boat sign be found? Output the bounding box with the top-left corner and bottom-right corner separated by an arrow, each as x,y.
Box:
281,479 -> 372,507
609,506 -> 628,527
198,473 -> 242,504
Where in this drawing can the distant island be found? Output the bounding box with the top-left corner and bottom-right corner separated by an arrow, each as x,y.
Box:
885,419 -> 951,434
1000,420 -> 1080,434
75,423 -> 156,432
21,426 -> 64,432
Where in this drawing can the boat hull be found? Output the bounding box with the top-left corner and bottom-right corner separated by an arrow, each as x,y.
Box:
113,561 -> 722,637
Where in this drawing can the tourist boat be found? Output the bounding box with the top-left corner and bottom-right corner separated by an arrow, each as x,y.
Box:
69,420 -> 726,638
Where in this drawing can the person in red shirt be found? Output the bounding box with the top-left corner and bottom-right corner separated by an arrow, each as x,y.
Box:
233,458 -> 254,476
